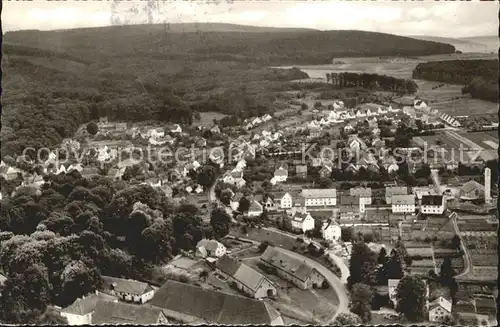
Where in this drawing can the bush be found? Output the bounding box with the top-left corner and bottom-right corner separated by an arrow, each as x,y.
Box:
301,103 -> 308,110
296,237 -> 304,243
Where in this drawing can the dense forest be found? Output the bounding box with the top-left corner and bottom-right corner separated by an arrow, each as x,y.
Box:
327,72 -> 418,94
412,60 -> 499,102
0,171 -> 225,323
5,27 -> 456,65
2,26 -> 454,157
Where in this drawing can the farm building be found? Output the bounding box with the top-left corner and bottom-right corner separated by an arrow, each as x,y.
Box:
215,255 -> 277,299
260,246 -> 325,290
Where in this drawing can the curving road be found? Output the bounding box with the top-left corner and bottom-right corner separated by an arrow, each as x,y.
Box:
450,211 -> 472,278
277,247 -> 349,322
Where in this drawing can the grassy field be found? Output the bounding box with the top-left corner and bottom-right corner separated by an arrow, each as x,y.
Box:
230,227 -> 298,250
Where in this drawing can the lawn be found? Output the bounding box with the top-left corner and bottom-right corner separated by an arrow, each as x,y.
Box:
230,227 -> 298,250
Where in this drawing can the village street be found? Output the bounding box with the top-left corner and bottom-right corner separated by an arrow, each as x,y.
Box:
277,247 -> 349,322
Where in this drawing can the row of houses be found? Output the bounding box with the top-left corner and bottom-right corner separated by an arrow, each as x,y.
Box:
243,114 -> 273,130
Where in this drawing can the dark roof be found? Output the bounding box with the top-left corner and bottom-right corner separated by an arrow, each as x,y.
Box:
216,255 -> 241,276
150,280 -> 280,325
340,195 -> 359,206
421,195 -> 443,206
260,246 -> 313,282
216,255 -> 273,293
92,300 -> 163,325
101,276 -> 153,296
61,292 -> 118,316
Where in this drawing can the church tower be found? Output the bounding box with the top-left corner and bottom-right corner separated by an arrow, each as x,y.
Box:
484,168 -> 492,204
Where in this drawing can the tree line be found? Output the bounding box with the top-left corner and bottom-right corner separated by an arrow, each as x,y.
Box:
412,59 -> 499,102
326,72 -> 418,95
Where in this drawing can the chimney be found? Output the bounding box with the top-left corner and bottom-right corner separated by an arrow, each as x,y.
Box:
484,168 -> 492,204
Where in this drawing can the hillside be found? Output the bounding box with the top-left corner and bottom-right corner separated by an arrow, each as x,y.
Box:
412,59 -> 499,102
2,25 -> 456,157
4,26 -> 456,65
409,35 -> 498,53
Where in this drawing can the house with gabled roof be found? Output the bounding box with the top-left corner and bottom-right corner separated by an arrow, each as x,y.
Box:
150,280 -> 283,325
60,291 -> 118,325
385,186 -> 408,204
428,296 -> 452,323
248,200 -> 264,217
322,219 -> 341,241
196,239 -> 227,258
100,276 -> 155,304
391,194 -> 416,214
421,195 -> 446,215
291,212 -> 315,233
459,180 -> 484,201
272,192 -> 294,209
260,246 -> 325,290
273,166 -> 288,183
301,188 -> 337,207
216,255 -> 277,299
92,300 -> 168,325
350,187 -> 372,205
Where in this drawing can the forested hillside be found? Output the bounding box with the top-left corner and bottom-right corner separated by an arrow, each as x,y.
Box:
5,26 -> 456,65
412,60 -> 499,102
2,26 -> 455,157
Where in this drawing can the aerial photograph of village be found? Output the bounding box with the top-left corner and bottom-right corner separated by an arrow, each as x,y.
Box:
0,0 -> 498,326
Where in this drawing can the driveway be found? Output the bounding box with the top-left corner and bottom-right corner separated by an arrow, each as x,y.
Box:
277,247 -> 349,322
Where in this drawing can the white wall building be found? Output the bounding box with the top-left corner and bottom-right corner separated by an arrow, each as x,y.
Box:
391,195 -> 416,214
301,189 -> 337,207
291,212 -> 315,233
322,220 -> 341,241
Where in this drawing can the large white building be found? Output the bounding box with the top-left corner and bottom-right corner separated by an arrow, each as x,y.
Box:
300,189 -> 337,207
421,195 -> 446,215
391,195 -> 416,214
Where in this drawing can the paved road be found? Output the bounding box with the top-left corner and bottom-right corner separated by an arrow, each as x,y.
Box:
451,211 -> 472,278
277,247 -> 349,322
262,227 -> 351,286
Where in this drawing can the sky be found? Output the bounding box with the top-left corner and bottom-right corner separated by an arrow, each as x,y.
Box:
2,0 -> 499,38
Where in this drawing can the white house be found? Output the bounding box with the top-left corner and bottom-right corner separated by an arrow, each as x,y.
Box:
101,276 -> 156,304
196,239 -> 227,258
252,117 -> 262,126
428,296 -> 452,323
60,291 -> 118,325
216,255 -> 277,299
291,212 -> 315,233
391,195 -> 416,214
322,220 -> 341,242
300,189 -> 337,207
248,200 -> 264,217
421,195 -> 446,215
274,192 -> 293,209
261,114 -> 272,122
273,167 -> 288,183
171,124 -> 182,133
